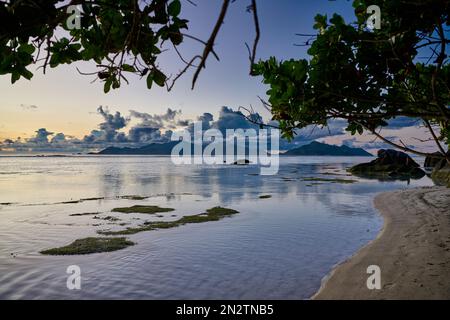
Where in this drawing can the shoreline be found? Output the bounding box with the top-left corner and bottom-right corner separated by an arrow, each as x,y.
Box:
313,186 -> 450,300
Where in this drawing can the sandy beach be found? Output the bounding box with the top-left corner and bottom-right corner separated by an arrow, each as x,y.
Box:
314,186 -> 450,300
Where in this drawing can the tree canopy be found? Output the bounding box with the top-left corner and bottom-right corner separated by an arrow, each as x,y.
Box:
0,0 -> 239,92
252,0 -> 450,160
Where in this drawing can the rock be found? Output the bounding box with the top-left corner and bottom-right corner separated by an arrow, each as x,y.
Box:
423,151 -> 450,186
349,149 -> 425,180
233,159 -> 251,165
431,162 -> 450,187
424,152 -> 446,170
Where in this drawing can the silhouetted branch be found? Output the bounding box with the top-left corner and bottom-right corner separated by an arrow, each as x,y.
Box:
191,0 -> 231,89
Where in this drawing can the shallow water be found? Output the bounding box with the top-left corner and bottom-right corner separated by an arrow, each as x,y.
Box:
0,156 -> 433,299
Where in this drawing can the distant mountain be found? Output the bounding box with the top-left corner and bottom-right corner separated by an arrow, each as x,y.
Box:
96,141 -> 179,155
96,140 -> 372,157
96,141 -> 261,156
283,141 -> 372,156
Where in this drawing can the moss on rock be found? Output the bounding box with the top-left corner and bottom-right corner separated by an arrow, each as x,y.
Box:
112,205 -> 175,214
40,237 -> 135,255
98,206 -> 239,236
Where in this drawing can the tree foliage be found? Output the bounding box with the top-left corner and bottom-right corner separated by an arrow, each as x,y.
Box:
0,0 -> 190,92
253,0 -> 450,159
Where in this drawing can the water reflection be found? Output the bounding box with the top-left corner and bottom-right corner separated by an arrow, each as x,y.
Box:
0,156 -> 435,299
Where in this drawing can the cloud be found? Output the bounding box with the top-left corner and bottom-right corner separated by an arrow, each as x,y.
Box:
270,119 -> 347,150
341,137 -> 395,150
4,106 -> 418,154
129,108 -> 181,129
386,117 -> 421,129
185,107 -> 264,135
51,133 -> 66,143
126,108 -> 184,143
28,128 -> 54,144
212,107 -> 259,133
83,106 -> 128,143
176,119 -> 190,127
186,112 -> 214,132
128,127 -> 162,143
20,104 -> 38,110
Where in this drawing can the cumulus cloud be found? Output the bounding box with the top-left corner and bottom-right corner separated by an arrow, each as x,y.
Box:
28,128 -> 54,144
186,107 -> 261,135
212,107 -> 259,133
126,108 -> 183,143
51,133 -> 66,143
0,105 -> 427,154
2,139 -> 14,145
129,108 -> 181,129
83,106 -> 128,143
128,127 -> 162,143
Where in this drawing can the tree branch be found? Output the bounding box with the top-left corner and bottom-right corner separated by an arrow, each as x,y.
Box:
191,0 -> 231,89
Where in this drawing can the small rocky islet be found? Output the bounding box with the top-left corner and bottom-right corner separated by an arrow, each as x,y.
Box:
348,149 -> 426,180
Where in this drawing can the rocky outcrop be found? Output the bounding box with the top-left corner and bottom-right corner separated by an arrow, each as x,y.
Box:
424,152 -> 445,170
430,156 -> 450,187
424,152 -> 450,187
349,149 -> 425,180
432,164 -> 450,187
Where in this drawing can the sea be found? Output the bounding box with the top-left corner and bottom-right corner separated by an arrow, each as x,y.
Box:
0,155 -> 434,299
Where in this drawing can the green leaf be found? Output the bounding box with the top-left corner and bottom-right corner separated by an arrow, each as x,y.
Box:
122,64 -> 135,72
146,73 -> 153,89
11,72 -> 20,84
20,67 -> 33,80
152,69 -> 166,87
104,78 -> 112,93
168,0 -> 181,17
18,43 -> 35,55
357,126 -> 363,135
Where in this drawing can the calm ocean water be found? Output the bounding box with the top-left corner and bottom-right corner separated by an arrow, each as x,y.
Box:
0,156 -> 433,299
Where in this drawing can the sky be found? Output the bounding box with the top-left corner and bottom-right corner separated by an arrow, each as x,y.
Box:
0,0 -> 440,154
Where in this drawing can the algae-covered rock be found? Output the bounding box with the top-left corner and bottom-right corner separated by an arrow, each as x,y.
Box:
431,163 -> 450,187
349,149 -> 425,180
424,152 -> 445,170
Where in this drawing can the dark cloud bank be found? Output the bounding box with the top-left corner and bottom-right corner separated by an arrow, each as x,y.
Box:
0,106 -> 419,153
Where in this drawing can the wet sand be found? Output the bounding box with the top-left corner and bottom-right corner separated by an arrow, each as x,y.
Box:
313,187 -> 450,300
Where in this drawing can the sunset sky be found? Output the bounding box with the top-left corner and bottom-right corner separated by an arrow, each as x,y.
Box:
0,0 -> 438,154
